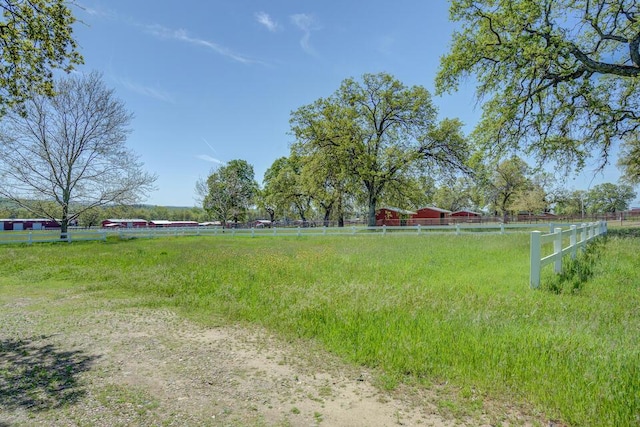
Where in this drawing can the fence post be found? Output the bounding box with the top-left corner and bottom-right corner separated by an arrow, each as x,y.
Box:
581,223 -> 587,250
28,232 -> 32,245
251,227 -> 255,238
417,224 -> 421,235
530,231 -> 541,289
456,223 -> 460,235
323,226 -> 327,235
297,226 -> 301,237
549,223 -> 554,234
352,226 -> 356,235
570,225 -> 577,259
500,223 -> 505,235
382,225 -> 386,235
554,227 -> 562,273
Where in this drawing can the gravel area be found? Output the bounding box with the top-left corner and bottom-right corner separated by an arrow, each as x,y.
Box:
0,292 -> 544,426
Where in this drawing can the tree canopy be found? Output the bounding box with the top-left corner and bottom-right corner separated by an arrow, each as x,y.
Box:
437,0 -> 640,172
290,72 -> 470,226
197,159 -> 258,226
586,182 -> 636,213
0,72 -> 156,233
0,0 -> 82,113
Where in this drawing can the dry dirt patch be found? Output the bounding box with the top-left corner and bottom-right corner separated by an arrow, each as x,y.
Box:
0,295 -> 543,426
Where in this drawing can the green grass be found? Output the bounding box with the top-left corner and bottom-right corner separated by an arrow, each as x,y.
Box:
0,232 -> 638,426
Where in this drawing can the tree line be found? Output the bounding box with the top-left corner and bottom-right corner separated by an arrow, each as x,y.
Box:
197,144 -> 637,227
196,72 -> 636,227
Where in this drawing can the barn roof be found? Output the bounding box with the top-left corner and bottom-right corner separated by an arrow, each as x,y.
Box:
417,206 -> 452,213
0,218 -> 56,222
378,207 -> 417,215
451,210 -> 482,216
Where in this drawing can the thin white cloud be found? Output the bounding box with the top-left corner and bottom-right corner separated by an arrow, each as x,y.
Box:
197,154 -> 224,165
290,14 -> 320,56
74,2 -> 116,19
119,78 -> 174,103
377,35 -> 395,55
255,12 -> 279,32
146,24 -> 256,64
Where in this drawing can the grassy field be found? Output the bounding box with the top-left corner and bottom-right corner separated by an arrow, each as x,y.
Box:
1,230 -> 638,426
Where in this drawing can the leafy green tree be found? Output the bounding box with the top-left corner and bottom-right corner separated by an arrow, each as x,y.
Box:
618,136 -> 640,185
197,160 -> 258,227
512,185 -> 547,217
261,155 -> 313,224
0,72 -> 157,234
486,156 -> 531,218
586,182 -> 636,213
437,0 -> 640,172
77,207 -> 101,228
291,72 -> 469,226
553,189 -> 586,217
432,176 -> 483,212
0,0 -> 82,114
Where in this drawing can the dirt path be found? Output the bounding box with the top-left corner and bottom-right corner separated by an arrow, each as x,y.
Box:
1,294 -> 542,426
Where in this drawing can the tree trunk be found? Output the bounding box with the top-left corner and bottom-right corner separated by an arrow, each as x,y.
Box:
367,195 -> 377,227
322,202 -> 333,227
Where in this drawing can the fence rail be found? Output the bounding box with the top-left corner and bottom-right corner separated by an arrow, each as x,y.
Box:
529,221 -> 607,289
0,230 -> 107,245
111,222 -> 587,239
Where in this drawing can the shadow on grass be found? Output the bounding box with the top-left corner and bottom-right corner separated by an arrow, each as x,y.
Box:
0,336 -> 99,412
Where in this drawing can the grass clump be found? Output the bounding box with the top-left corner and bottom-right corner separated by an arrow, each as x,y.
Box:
0,231 -> 638,426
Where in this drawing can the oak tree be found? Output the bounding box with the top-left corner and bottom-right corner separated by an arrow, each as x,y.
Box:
198,159 -> 258,227
437,0 -> 640,171
291,72 -> 469,227
586,182 -> 636,213
0,0 -> 82,113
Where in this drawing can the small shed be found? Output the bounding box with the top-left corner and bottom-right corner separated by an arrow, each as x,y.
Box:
101,219 -> 148,228
375,207 -> 417,226
411,206 -> 451,225
450,210 -> 482,223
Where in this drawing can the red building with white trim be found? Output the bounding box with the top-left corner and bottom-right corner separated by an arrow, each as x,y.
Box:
0,218 -> 60,231
410,206 -> 451,225
375,207 -> 416,226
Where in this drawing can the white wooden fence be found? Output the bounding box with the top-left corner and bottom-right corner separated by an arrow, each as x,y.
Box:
0,230 -> 107,245
529,221 -> 607,289
112,222 -> 583,239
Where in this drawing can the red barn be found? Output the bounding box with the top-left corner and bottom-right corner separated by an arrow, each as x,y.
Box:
375,207 -> 416,226
0,218 -> 60,231
410,206 -> 451,225
101,218 -> 148,228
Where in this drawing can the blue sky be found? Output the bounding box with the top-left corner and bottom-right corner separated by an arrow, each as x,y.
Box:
71,1 -> 635,207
